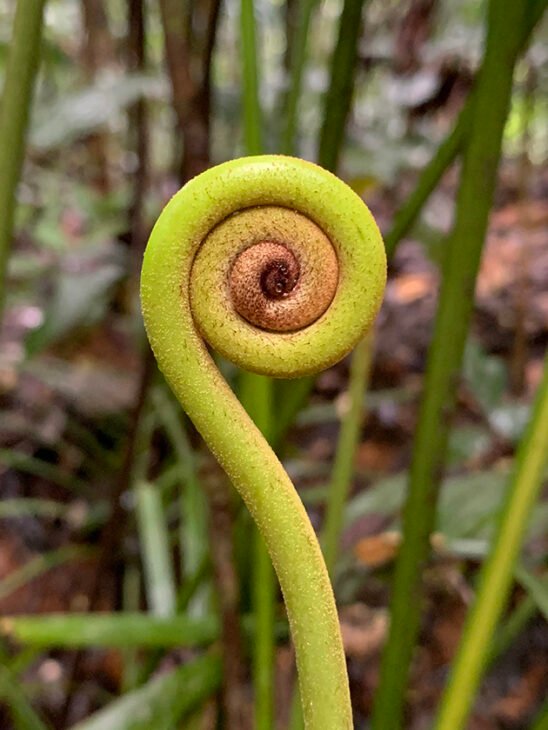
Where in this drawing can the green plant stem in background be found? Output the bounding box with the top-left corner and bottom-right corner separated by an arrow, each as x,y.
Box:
384,108 -> 469,257
135,481 -> 177,618
514,566 -> 548,619
241,0 -> 262,157
372,1 -> 533,727
488,595 -> 536,666
152,387 -> 208,596
239,4 -> 276,727
288,336 -> 373,730
1,613 -> 220,648
434,355 -> 548,729
0,0 -> 45,316
0,546 -> 93,603
318,0 -> 367,171
322,333 -> 373,575
281,0 -> 320,154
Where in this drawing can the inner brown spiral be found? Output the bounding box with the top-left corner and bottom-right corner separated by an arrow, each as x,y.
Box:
227,207 -> 338,332
230,240 -> 309,331
260,255 -> 300,300
190,205 -> 339,335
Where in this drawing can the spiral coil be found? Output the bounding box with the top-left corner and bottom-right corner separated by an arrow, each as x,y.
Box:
141,155 -> 386,730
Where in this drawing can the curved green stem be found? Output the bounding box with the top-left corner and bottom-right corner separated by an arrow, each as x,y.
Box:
141,155 -> 385,728
434,355 -> 548,730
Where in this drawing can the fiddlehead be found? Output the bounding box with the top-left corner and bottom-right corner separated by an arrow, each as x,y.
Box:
141,155 -> 386,729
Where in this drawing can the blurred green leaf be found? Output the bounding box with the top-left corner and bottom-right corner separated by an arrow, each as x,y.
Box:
1,613 -> 219,648
514,565 -> 548,621
0,612 -> 289,649
447,425 -> 491,466
346,466 -> 547,545
69,653 -> 221,730
30,74 -> 167,151
0,545 -> 93,601
25,243 -> 126,355
135,481 -> 177,618
463,340 -> 508,413
489,402 -> 532,442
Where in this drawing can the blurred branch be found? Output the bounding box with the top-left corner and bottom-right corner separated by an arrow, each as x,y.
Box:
159,0 -> 220,181
0,0 -> 45,319
126,0 -> 149,262
321,332 -> 373,576
80,0 -> 115,192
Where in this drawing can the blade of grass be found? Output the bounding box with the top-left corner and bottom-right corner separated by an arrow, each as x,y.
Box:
241,0 -> 262,157
152,385 -> 209,610
434,355 -> 548,730
0,498 -> 69,521
1,613 -> 219,648
514,564 -> 548,620
372,2 -> 536,727
1,612 -> 289,648
274,0 -> 371,445
287,5 -> 370,726
69,653 -> 221,730
135,481 -> 177,617
0,0 -> 45,316
239,373 -> 276,730
384,109 -> 469,258
0,545 -> 93,602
